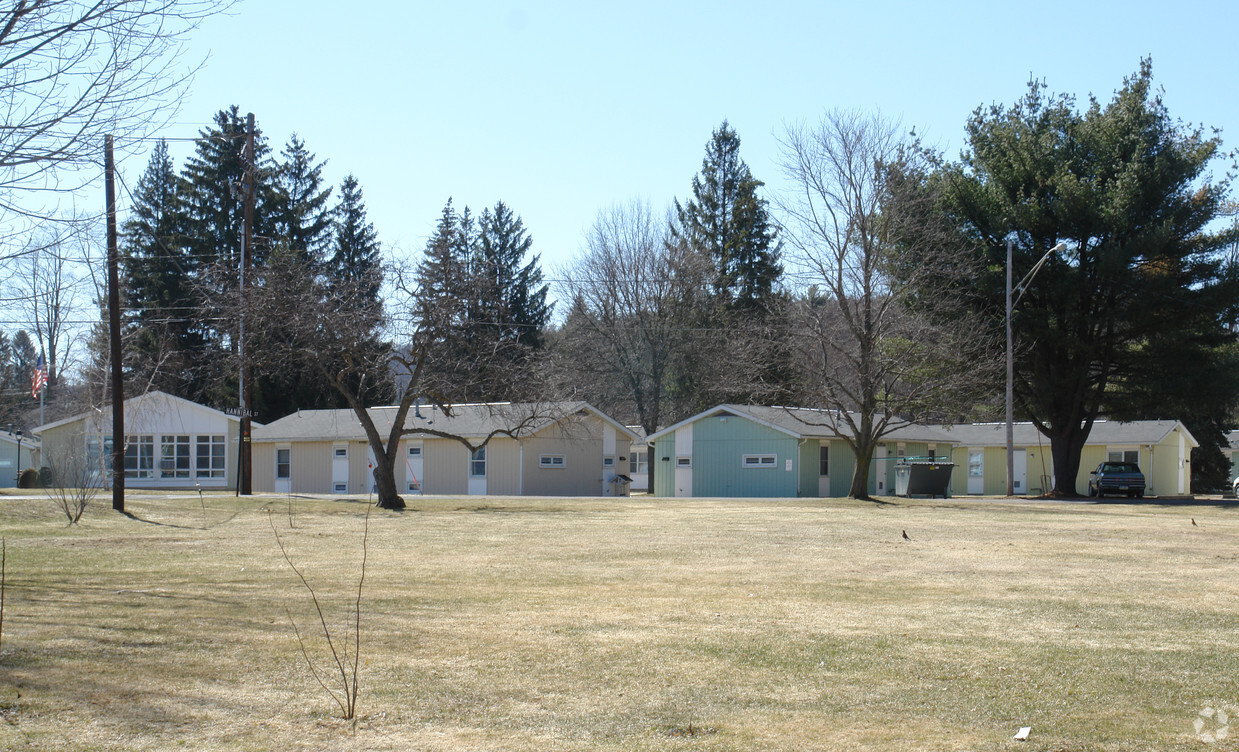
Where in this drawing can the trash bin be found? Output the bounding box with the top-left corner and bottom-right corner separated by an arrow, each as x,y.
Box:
894,461 -> 954,498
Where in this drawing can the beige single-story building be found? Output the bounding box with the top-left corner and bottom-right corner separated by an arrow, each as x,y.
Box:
33,390 -> 244,490
251,402 -> 640,497
943,419 -> 1197,496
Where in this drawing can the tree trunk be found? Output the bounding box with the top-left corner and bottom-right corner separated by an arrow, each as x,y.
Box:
371,452 -> 405,510
1049,428 -> 1089,497
849,437 -> 874,500
646,444 -> 655,494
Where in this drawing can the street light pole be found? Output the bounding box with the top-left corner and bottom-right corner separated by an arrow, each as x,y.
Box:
1006,240 -> 1067,496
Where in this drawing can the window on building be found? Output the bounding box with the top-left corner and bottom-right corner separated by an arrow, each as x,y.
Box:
470,446 -> 486,477
742,454 -> 777,468
333,482 -> 347,492
334,446 -> 348,458
276,448 -> 291,479
1108,449 -> 1139,465
159,435 -> 190,479
819,445 -> 830,476
86,436 -> 115,479
407,445 -> 422,457
968,450 -> 983,478
602,455 -> 615,468
676,456 -> 691,468
195,435 -> 226,479
539,454 -> 566,469
630,452 -> 649,475
124,435 -> 154,478
407,478 -> 421,492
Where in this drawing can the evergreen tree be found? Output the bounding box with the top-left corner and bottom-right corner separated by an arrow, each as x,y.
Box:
276,134 -> 333,263
673,121 -> 792,406
415,200 -> 472,396
179,107 -> 281,408
937,60 -> 1239,494
120,139 -> 198,395
674,120 -> 782,309
477,201 -> 551,350
327,174 -> 382,301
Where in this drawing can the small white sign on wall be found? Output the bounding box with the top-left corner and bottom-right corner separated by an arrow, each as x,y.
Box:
785,459 -> 793,471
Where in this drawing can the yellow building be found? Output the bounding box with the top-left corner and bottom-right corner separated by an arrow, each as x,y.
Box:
945,420 -> 1197,497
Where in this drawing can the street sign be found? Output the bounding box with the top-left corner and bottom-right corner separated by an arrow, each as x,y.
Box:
222,406 -> 258,418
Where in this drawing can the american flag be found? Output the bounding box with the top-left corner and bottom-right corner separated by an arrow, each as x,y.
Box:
31,355 -> 47,399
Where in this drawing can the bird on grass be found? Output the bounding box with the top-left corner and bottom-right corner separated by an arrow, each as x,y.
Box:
1192,518 -> 1198,527
902,530 -> 910,541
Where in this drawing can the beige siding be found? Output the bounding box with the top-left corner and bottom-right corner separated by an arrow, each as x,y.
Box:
346,441 -> 372,494
253,443 -> 274,492
38,422 -> 80,473
290,441 -> 334,494
424,440 -> 468,494
522,417 -> 605,496
485,438 -> 521,495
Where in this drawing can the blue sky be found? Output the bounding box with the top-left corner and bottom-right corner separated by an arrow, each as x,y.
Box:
146,0 -> 1238,283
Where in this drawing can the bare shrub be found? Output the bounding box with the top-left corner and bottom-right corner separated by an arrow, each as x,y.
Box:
43,437 -> 102,524
269,506 -> 369,721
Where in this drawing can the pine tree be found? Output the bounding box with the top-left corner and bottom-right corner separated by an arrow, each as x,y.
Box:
477,201 -> 551,350
179,107 -> 281,407
276,134 -> 333,264
674,121 -> 782,310
120,140 -> 198,394
673,121 -> 792,406
328,175 -> 381,303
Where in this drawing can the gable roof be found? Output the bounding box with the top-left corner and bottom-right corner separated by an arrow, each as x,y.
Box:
252,401 -> 640,444
33,390 -> 245,435
0,431 -> 39,449
648,404 -> 958,445
941,419 -> 1199,449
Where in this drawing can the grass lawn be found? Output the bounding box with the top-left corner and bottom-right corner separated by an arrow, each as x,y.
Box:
0,490 -> 1236,751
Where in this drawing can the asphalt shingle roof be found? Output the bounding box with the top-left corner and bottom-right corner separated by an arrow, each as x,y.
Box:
252,402 -> 636,443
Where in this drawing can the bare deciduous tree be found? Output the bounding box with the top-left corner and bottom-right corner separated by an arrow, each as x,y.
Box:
778,110 -> 999,499
235,248 -> 560,510
0,1 -> 234,212
43,431 -> 102,524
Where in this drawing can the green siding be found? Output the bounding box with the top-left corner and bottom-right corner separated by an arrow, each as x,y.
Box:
652,436 -> 676,497
798,441 -> 818,497
692,414 -> 799,497
830,439 -> 855,497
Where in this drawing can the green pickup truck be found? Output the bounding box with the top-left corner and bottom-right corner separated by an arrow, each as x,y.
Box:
1088,462 -> 1146,499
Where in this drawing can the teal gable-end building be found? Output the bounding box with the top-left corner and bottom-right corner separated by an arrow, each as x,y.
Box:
649,405 -> 957,499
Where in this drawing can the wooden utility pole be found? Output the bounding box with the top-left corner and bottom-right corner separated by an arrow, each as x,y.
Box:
239,113 -> 255,495
105,135 -> 124,512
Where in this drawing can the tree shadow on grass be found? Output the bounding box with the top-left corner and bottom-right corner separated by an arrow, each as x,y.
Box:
117,510 -> 198,530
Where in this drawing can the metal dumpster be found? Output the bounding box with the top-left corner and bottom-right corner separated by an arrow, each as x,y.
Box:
894,461 -> 954,498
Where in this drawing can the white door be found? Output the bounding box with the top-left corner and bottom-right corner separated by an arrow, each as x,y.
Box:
274,446 -> 291,493
674,425 -> 693,497
1013,449 -> 1027,494
468,446 -> 487,495
331,444 -> 349,494
967,450 -> 984,494
405,442 -> 424,495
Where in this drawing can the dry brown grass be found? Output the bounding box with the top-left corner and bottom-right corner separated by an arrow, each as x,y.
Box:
0,490 -> 1236,750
